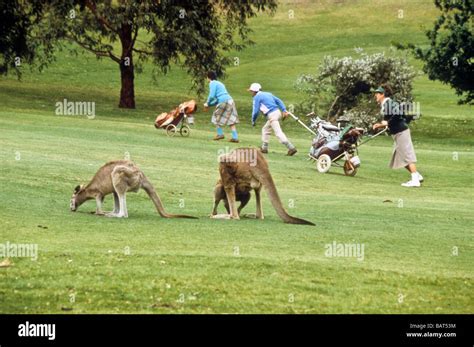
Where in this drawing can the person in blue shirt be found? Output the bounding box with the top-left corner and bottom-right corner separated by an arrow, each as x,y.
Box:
203,71 -> 239,142
248,83 -> 297,156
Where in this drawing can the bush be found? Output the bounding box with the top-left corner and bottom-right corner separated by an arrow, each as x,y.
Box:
295,50 -> 418,129
396,0 -> 473,105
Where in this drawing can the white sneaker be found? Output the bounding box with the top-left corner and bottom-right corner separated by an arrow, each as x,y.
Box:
401,180 -> 421,187
417,172 -> 424,182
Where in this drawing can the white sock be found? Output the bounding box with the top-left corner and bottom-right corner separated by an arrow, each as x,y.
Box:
411,172 -> 419,182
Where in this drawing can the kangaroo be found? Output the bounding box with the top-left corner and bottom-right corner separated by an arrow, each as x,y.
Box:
211,179 -> 251,216
211,148 -> 315,225
70,160 -> 196,219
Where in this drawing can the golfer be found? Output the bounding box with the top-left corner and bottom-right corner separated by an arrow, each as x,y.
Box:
248,83 -> 297,156
204,71 -> 239,143
372,86 -> 423,187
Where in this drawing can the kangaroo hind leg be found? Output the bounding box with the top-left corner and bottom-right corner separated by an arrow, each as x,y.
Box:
107,169 -> 129,218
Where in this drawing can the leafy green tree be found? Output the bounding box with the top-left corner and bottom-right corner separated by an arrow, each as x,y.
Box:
295,51 -> 417,129
0,0 -> 277,108
0,1 -> 41,76
397,0 -> 473,105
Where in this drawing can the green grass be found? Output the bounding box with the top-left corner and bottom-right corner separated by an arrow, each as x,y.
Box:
0,0 -> 472,313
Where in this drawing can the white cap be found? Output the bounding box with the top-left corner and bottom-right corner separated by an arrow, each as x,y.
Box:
248,83 -> 261,92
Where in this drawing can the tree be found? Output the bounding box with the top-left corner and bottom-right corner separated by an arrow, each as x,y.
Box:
0,1 -> 40,76
295,51 -> 417,129
396,0 -> 473,105
1,0 -> 277,108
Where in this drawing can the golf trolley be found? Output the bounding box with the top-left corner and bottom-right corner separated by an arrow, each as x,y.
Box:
286,112 -> 387,176
163,112 -> 193,137
154,100 -> 197,137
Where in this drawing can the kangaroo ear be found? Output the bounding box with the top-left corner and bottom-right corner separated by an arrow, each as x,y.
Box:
74,185 -> 81,193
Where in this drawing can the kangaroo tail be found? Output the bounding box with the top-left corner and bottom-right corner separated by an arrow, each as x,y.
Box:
142,177 -> 197,219
251,152 -> 315,225
258,171 -> 315,226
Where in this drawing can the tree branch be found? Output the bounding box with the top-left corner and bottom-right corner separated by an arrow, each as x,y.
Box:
84,0 -> 118,34
132,47 -> 153,55
129,26 -> 139,54
327,85 -> 351,118
66,34 -> 121,64
327,94 -> 341,118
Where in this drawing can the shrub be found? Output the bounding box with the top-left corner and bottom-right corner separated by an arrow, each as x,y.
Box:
295,50 -> 418,129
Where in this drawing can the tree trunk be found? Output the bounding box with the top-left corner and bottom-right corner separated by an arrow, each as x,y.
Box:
118,24 -> 135,109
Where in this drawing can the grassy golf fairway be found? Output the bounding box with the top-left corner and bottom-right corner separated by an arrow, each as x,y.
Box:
0,0 -> 472,313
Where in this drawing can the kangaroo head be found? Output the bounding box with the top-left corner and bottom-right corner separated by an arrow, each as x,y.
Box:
70,184 -> 85,211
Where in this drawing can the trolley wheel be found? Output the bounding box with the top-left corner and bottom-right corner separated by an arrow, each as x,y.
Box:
180,124 -> 190,137
343,160 -> 358,176
316,154 -> 332,173
166,124 -> 177,137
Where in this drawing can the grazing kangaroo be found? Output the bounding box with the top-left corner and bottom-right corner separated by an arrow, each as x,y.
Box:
212,148 -> 315,225
70,160 -> 196,219
211,179 -> 251,217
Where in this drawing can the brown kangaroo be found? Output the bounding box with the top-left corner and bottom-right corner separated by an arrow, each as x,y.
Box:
70,160 -> 196,219
212,148 -> 315,225
211,179 -> 251,216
